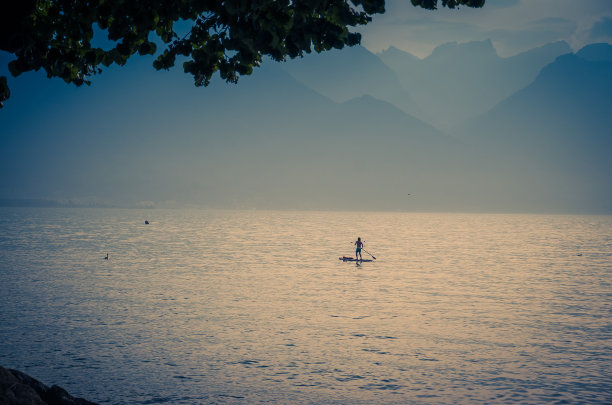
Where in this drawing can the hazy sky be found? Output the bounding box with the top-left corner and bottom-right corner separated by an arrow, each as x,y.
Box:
1,0 -> 611,212
360,0 -> 612,57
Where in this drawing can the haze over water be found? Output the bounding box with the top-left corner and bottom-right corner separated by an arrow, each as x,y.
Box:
0,207 -> 610,404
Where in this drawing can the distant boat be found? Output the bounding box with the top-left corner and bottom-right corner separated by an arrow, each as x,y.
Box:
145,220 -> 149,224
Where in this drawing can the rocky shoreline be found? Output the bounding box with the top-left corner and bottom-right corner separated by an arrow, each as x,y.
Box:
0,366 -> 97,405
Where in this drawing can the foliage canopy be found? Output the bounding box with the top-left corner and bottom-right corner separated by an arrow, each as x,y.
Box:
0,0 -> 484,107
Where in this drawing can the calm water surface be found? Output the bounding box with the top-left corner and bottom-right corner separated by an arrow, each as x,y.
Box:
0,208 -> 610,404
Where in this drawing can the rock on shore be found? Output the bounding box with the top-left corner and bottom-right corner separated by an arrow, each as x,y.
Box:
0,366 -> 97,405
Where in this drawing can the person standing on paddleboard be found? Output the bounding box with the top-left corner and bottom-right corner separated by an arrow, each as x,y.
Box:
354,237 -> 364,261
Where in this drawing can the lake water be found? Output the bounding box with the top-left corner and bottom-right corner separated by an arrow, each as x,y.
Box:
0,208 -> 610,404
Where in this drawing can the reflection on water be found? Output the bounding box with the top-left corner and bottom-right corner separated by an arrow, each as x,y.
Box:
0,208 -> 610,404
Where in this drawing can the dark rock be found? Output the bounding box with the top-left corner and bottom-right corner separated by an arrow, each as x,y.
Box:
44,384 -> 96,405
0,366 -> 45,404
6,368 -> 50,399
0,366 -> 97,405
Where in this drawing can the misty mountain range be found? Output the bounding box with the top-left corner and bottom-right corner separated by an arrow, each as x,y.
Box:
1,40 -> 610,213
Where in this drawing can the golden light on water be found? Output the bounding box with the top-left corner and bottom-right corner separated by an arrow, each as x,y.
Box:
1,208 -> 609,403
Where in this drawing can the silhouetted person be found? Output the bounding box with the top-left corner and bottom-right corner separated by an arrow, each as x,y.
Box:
354,237 -> 364,261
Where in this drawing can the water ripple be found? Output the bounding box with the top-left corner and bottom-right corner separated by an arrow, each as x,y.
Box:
0,208 -> 610,404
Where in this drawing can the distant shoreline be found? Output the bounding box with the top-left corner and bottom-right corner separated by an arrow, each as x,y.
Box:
1,198 -> 611,216
0,198 -> 113,208
0,198 -> 153,209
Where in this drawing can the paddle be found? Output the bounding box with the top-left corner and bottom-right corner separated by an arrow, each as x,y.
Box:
362,249 -> 376,260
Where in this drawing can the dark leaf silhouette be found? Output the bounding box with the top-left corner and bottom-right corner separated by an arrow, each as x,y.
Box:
0,0 -> 484,108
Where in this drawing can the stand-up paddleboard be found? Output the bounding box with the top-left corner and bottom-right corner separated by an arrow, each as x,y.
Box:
339,256 -> 373,262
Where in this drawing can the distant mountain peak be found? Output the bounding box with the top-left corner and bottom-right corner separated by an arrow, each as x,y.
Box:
340,94 -> 440,133
427,39 -> 497,60
342,94 -> 399,110
576,42 -> 612,62
508,40 -> 571,61
377,46 -> 420,61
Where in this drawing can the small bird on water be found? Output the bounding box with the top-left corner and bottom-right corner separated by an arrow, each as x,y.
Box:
104,253 -> 108,260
